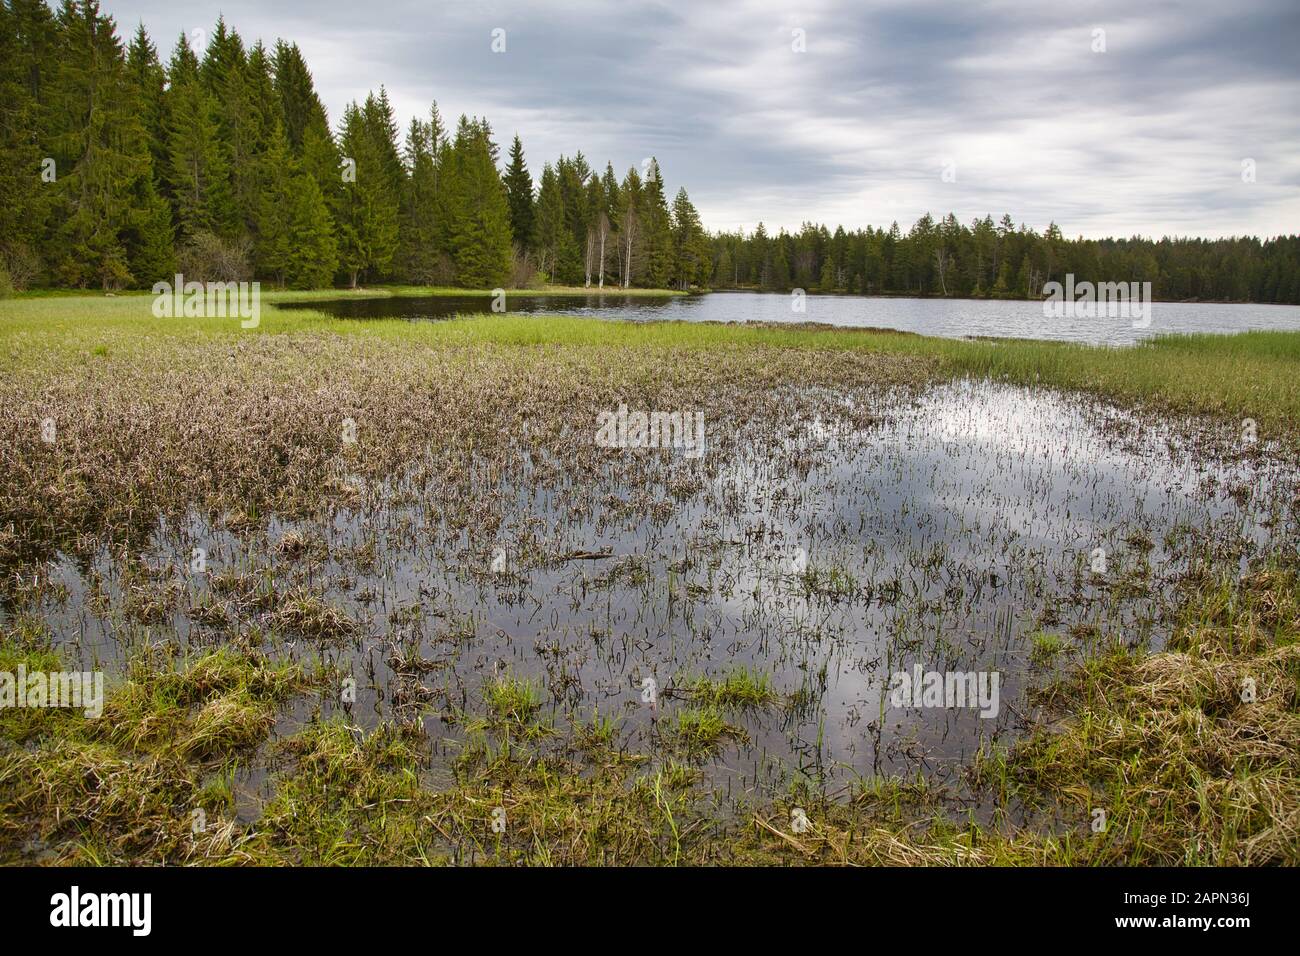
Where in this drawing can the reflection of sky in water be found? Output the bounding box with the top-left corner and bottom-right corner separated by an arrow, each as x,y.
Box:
280,292 -> 1300,346
29,381 -> 1295,804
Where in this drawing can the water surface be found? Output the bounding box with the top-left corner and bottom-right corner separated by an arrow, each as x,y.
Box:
280,291 -> 1300,345
34,380 -> 1296,806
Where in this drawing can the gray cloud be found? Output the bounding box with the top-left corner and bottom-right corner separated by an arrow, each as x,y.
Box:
103,0 -> 1300,237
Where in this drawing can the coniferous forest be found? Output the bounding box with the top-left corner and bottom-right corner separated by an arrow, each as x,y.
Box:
1,0 -> 1296,302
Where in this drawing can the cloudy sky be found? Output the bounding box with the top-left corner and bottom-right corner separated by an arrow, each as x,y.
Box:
100,0 -> 1299,238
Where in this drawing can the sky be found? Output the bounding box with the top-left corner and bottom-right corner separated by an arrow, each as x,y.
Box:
99,0 -> 1300,239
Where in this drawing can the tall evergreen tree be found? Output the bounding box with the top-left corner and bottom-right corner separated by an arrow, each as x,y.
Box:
443,118 -> 512,287
334,101 -> 398,287
397,115 -> 442,282
166,32 -> 237,242
125,24 -> 166,193
502,134 -> 534,253
0,0 -> 49,286
639,158 -> 672,287
43,0 -> 156,288
670,187 -> 708,290
534,162 -> 571,283
617,167 -> 642,288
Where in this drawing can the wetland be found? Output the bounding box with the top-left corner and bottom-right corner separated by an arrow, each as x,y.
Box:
1,292 -> 1297,865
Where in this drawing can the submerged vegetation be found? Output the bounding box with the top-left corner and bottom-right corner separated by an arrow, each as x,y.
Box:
1,293 -> 1297,865
2,562 -> 1295,865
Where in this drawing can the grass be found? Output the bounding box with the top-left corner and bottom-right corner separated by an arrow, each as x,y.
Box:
483,674 -> 545,727
5,562 -> 1291,864
2,292 -> 1295,441
682,667 -> 779,710
663,705 -> 747,758
1030,631 -> 1069,665
0,642 -> 317,863
1,291 -> 1297,865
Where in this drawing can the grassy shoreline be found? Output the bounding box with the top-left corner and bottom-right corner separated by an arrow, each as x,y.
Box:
3,293 -> 1297,442
1,294 -> 1297,865
1,284 -> 688,301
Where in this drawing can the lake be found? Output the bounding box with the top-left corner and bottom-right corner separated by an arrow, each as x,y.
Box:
280,290 -> 1300,345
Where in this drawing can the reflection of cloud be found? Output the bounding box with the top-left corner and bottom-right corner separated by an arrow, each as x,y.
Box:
105,0 -> 1300,236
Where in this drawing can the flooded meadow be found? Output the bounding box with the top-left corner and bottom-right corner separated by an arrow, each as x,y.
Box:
2,300 -> 1297,864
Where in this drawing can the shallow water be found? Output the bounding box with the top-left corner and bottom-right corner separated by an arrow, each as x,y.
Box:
281,291 -> 1300,345
30,380 -> 1296,807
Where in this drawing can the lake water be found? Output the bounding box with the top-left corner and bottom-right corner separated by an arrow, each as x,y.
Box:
281,291 -> 1300,345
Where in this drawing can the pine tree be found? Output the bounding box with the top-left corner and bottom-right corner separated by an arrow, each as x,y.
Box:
618,167 -> 642,288
583,174 -> 607,287
335,101 -> 398,287
818,257 -> 835,292
271,41 -> 327,153
670,187 -> 708,290
166,32 -> 237,242
0,0 -> 49,287
284,168 -> 338,288
599,163 -> 620,288
44,0 -> 154,288
769,236 -> 791,290
502,134 -> 535,253
443,120 -> 512,287
398,116 -> 442,282
639,158 -> 672,287
253,121 -> 294,284
202,19 -> 271,239
534,163 -> 569,284
363,89 -> 404,195
125,25 -> 167,195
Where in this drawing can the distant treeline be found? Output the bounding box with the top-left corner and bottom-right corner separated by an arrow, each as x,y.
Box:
1,2 -> 1295,301
0,1 -> 709,292
710,218 -> 1300,303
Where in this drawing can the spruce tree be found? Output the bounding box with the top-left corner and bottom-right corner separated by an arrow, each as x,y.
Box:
335,101 -> 398,287
398,116 -> 441,282
502,134 -> 535,253
639,158 -> 672,287
670,187 -> 707,290
617,167 -> 642,287
284,168 -> 338,288
166,32 -> 237,242
534,162 -> 572,284
125,24 -> 167,196
444,120 -> 512,287
0,0 -> 48,286
44,0 -> 152,288
271,40 -> 328,153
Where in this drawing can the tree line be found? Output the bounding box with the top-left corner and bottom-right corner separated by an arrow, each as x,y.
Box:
1,2 -> 1295,302
0,1 -> 711,292
712,215 -> 1300,304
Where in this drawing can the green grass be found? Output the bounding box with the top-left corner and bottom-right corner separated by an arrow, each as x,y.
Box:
3,563 -> 1295,865
1,291 -> 1297,865
683,667 -> 779,710
664,705 -> 746,758
483,674 -> 545,726
1029,631 -> 1069,665
3,292 -> 1296,440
